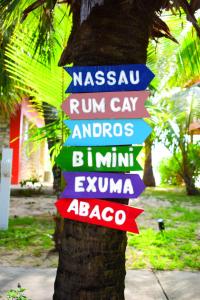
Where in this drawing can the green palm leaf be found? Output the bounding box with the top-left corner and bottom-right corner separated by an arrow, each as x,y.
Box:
4,5 -> 71,109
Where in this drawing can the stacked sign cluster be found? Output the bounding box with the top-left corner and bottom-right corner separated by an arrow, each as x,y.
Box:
55,64 -> 154,234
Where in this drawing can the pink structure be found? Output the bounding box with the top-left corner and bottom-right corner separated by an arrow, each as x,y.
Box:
9,99 -> 44,184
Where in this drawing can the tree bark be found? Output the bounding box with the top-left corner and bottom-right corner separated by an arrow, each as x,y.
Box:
54,1 -> 158,299
143,135 -> 156,187
184,174 -> 199,195
182,149 -> 199,195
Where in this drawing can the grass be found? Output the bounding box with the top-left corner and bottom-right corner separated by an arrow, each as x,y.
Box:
0,217 -> 54,250
0,216 -> 57,267
0,187 -> 199,270
143,186 -> 200,205
126,187 -> 200,270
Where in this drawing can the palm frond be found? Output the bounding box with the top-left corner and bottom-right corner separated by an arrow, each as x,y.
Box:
4,5 -> 71,109
0,0 -> 72,62
148,11 -> 200,90
0,22 -> 20,115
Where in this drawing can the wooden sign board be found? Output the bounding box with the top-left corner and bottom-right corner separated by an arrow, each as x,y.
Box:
65,64 -> 155,93
64,119 -> 152,146
61,172 -> 146,199
62,91 -> 150,119
56,145 -> 143,172
56,198 -> 144,234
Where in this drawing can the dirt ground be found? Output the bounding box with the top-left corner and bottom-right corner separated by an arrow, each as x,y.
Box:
0,187 -> 58,268
1,188 -> 166,268
9,187 -> 170,222
1,187 -> 198,268
9,193 -> 57,217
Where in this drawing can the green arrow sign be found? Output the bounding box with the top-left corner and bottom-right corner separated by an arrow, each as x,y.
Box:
56,146 -> 142,172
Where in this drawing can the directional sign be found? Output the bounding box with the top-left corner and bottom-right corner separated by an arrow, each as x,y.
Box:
56,146 -> 143,172
62,91 -> 150,119
64,119 -> 152,146
65,64 -> 155,93
55,198 -> 144,234
61,172 -> 146,199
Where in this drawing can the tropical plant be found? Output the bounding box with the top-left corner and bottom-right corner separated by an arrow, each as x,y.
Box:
144,11 -> 200,189
148,10 -> 200,82
7,287 -> 31,300
2,6 -> 71,191
155,86 -> 200,194
159,144 -> 200,186
159,154 -> 185,185
1,1 -> 200,299
0,21 -> 19,116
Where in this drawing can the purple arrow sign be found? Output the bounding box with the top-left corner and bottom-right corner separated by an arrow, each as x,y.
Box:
62,91 -> 150,120
61,172 -> 145,199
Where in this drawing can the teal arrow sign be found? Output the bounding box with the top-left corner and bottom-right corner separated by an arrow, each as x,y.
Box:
64,119 -> 152,146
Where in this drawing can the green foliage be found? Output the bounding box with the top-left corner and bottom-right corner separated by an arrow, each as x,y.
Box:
23,117 -> 69,167
159,155 -> 183,186
0,189 -> 199,271
154,87 -> 200,194
0,21 -> 19,115
19,177 -> 43,196
0,2 -> 72,118
5,23 -> 70,108
1,6 -> 71,164
128,226 -> 200,270
7,287 -> 31,300
0,217 -> 54,250
167,21 -> 200,88
143,187 -> 200,205
158,143 -> 200,187
127,188 -> 200,270
0,1 -> 72,63
20,176 -> 40,187
148,12 -> 200,90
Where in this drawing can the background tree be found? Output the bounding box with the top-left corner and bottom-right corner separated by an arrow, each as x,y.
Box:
144,10 -> 200,188
156,86 -> 200,194
143,134 -> 156,187
1,0 -> 200,299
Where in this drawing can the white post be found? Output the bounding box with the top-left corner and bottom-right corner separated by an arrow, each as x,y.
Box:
0,148 -> 13,230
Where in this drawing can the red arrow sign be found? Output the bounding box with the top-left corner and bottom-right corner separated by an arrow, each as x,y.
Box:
62,91 -> 150,119
55,198 -> 143,234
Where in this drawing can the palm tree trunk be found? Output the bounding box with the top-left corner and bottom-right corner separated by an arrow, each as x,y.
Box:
54,1 -> 159,299
143,135 -> 156,187
182,150 -> 199,195
184,174 -> 199,195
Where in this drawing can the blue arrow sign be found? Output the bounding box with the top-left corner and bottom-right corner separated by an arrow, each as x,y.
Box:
64,64 -> 155,93
64,119 -> 152,146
